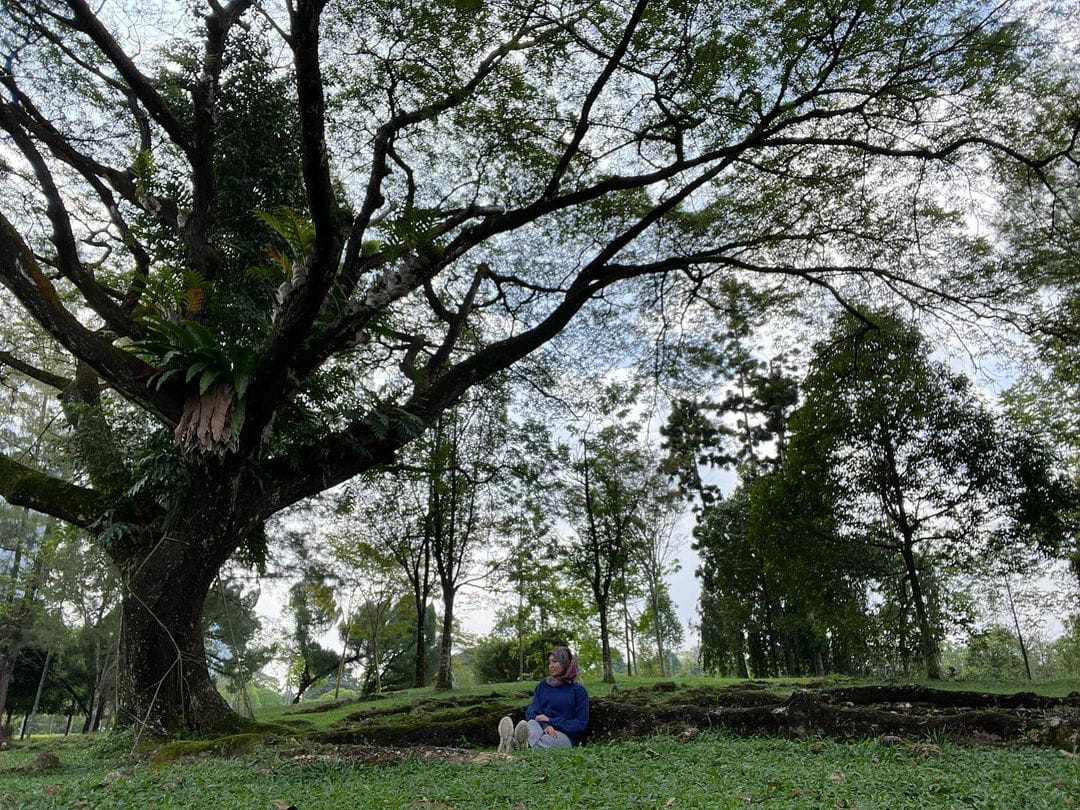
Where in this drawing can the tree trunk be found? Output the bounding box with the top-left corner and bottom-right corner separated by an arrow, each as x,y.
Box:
435,588 -> 455,690
373,635 -> 382,694
413,596 -> 428,688
735,630 -> 749,679
112,535 -> 240,735
599,603 -> 615,684
0,657 -> 14,726
901,543 -> 941,680
334,615 -> 351,701
649,582 -> 665,677
21,647 -> 51,740
1004,579 -> 1033,681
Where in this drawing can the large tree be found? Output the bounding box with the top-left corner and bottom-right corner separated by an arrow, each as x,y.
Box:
787,312 -> 1077,678
0,0 -> 1075,733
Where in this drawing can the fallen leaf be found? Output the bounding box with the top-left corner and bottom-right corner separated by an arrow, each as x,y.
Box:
665,799 -> 677,807
829,772 -> 845,783
44,785 -> 61,796
789,788 -> 815,798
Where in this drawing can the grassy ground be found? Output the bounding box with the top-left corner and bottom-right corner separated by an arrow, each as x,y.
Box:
2,676 -> 1078,809
3,731 -> 1078,809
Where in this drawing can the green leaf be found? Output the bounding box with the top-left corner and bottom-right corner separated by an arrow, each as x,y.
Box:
150,367 -> 180,390
185,322 -> 218,349
185,362 -> 208,383
232,349 -> 257,398
198,368 -> 219,395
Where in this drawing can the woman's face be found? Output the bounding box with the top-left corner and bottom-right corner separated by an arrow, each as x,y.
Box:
547,655 -> 564,677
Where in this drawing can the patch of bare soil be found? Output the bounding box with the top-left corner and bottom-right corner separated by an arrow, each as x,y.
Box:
290,694 -> 388,715
316,683 -> 1080,751
288,744 -> 501,766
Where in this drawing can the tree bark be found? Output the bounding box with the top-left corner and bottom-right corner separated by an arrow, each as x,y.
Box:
0,658 -> 14,729
435,588 -> 455,690
900,542 -> 941,680
112,532 -> 240,735
599,602 -> 615,683
648,581 -> 665,677
735,633 -> 749,679
1005,579 -> 1033,681
21,647 -> 51,740
413,595 -> 428,688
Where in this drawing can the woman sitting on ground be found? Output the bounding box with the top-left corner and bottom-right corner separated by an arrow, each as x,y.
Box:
497,645 -> 589,751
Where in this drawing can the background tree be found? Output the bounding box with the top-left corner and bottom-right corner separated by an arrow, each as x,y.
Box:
422,389 -> 509,690
39,526 -> 120,733
558,387 -> 659,683
203,578 -> 273,716
285,568 -> 342,703
330,542 -> 402,696
350,475 -> 435,689
786,312 -> 1077,678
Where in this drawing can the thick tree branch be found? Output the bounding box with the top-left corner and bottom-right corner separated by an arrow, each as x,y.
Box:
0,103 -> 140,337
185,0 -> 257,282
543,0 -> 651,199
338,24 -> 550,296
0,451 -> 106,529
0,212 -> 182,423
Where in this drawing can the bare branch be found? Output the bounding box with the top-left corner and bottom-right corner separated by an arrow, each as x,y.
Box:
0,350 -> 71,390
65,0 -> 194,155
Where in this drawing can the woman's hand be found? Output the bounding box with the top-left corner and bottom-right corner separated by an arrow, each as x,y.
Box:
543,725 -> 558,737
535,714 -> 549,722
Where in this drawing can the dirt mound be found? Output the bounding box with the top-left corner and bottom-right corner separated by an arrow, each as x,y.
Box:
313,683 -> 1080,751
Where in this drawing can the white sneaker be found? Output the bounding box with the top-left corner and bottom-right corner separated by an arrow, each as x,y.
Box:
513,719 -> 530,750
497,715 -> 513,753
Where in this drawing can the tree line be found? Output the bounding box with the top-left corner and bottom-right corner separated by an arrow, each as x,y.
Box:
669,312 -> 1079,680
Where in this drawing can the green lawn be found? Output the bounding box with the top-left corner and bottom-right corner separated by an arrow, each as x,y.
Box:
3,731 -> 1078,809
3,676 -> 1078,809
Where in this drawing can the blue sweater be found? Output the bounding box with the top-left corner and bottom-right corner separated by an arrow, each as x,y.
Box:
525,680 -> 590,745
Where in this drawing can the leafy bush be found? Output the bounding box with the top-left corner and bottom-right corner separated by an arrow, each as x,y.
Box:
472,629 -> 575,684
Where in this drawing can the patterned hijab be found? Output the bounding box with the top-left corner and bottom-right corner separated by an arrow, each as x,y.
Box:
544,645 -> 579,687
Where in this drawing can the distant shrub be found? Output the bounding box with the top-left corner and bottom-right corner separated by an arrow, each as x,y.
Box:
472,629 -> 576,684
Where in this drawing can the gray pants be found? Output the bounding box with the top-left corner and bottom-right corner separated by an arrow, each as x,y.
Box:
527,719 -> 572,749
